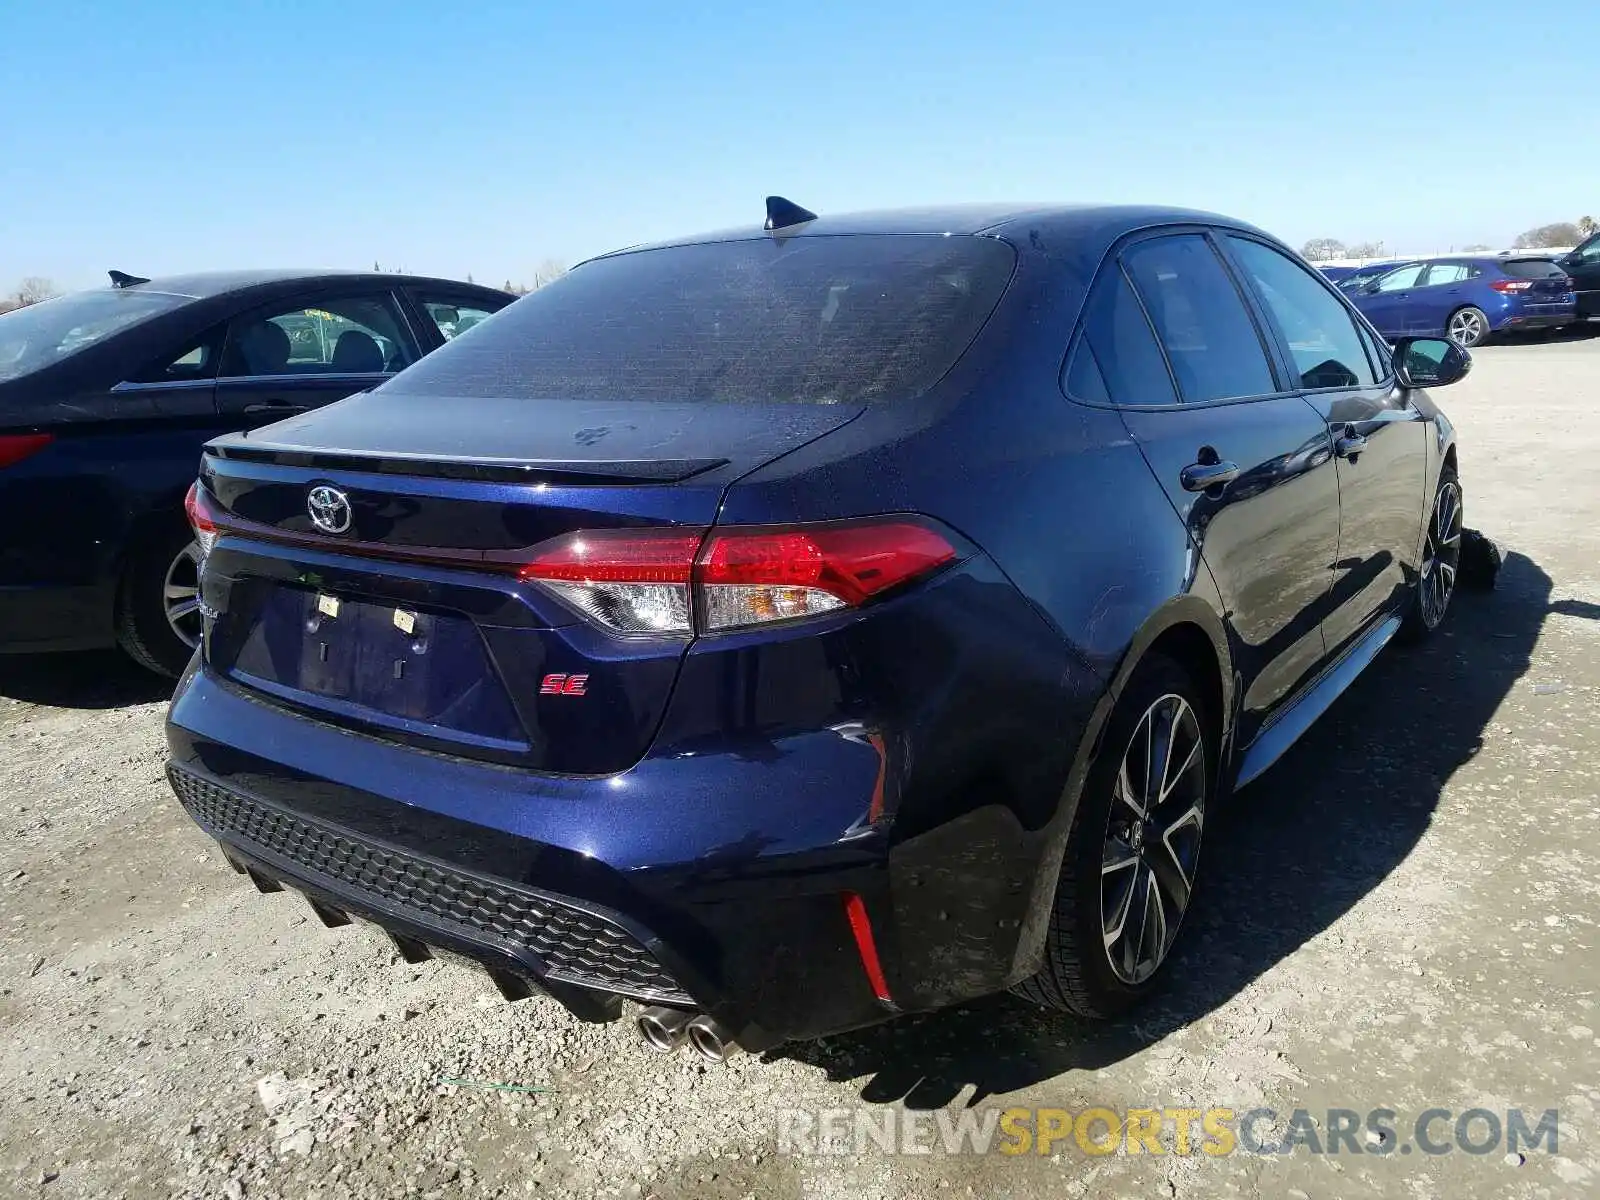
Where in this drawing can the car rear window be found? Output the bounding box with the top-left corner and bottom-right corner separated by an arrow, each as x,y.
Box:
378,235 -> 1016,406
0,289 -> 191,382
1501,258 -> 1567,279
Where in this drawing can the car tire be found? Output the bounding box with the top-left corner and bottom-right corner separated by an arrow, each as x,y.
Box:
1015,652 -> 1213,1019
1446,306 -> 1491,347
115,521 -> 203,679
1401,463 -> 1463,641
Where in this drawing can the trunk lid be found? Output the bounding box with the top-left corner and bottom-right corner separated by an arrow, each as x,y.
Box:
198,395 -> 862,773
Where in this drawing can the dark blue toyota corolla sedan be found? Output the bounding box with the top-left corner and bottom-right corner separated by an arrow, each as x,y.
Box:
166,200 -> 1471,1060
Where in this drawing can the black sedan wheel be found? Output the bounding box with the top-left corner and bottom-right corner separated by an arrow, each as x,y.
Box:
1101,692 -> 1206,985
1016,653 -> 1210,1018
116,524 -> 203,678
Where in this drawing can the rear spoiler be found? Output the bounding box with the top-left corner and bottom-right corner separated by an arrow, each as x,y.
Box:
207,443 -> 728,485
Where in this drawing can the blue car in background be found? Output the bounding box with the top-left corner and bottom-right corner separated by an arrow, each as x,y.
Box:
1349,256 -> 1576,346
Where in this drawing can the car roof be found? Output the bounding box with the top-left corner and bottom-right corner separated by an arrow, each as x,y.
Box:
601,203 -> 1271,258
99,269 -> 501,301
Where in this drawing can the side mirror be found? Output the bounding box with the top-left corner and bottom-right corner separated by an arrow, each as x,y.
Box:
1394,336 -> 1471,389
1356,280 -> 1380,295
433,305 -> 460,326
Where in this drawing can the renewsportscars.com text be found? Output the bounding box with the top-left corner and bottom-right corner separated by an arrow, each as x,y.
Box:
777,1105 -> 1560,1158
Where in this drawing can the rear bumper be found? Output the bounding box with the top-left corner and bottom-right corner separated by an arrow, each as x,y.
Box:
166,645 -> 1094,1046
0,582 -> 116,653
1495,313 -> 1576,331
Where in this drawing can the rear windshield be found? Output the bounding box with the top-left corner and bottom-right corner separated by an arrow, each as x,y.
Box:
0,289 -> 190,381
380,235 -> 1017,405
1501,258 -> 1567,279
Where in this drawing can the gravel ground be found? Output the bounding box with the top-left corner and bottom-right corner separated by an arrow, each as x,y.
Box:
2,331 -> 1598,1199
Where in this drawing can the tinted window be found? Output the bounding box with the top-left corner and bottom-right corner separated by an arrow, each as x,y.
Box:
1570,235 -> 1600,264
419,297 -> 502,341
1066,267 -> 1178,406
382,236 -> 1016,405
1422,263 -> 1471,285
1064,340 -> 1112,404
220,295 -> 414,378
1121,235 -> 1275,403
1228,238 -> 1377,390
1501,258 -> 1567,279
130,324 -> 225,383
0,289 -> 190,382
1374,265 -> 1425,292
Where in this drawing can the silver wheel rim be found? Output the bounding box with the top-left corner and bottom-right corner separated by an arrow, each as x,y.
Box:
1420,480 -> 1462,629
1101,693 -> 1206,985
1448,309 -> 1484,346
163,541 -> 203,648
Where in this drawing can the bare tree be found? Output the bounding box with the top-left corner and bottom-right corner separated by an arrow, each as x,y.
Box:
15,277 -> 59,307
1514,222 -> 1582,248
531,259 -> 567,289
1579,216 -> 1597,238
1346,241 -> 1384,259
1300,238 -> 1346,262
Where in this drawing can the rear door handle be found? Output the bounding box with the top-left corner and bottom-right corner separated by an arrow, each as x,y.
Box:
1180,460 -> 1240,492
243,402 -> 308,415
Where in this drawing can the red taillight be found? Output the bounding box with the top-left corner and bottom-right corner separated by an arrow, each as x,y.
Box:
697,522 -> 957,631
0,432 -> 53,469
517,529 -> 703,584
1490,279 -> 1533,292
184,481 -> 220,556
519,529 -> 703,636
517,519 -> 959,637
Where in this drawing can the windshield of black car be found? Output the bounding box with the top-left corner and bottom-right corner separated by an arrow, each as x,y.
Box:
1501,259 -> 1567,279
378,234 -> 1017,405
0,289 -> 191,381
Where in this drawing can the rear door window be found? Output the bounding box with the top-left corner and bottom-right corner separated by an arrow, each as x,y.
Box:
1121,234 -> 1277,403
1064,266 -> 1178,406
220,295 -> 417,378
1227,237 -> 1379,390
1420,263 -> 1471,286
130,324 -> 226,383
378,235 -> 1016,406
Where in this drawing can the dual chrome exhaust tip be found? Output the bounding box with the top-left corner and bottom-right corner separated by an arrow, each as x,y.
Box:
637,1006 -> 740,1062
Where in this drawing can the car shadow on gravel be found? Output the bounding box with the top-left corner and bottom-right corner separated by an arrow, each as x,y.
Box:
773,550 -> 1562,1107
1501,322 -> 1599,344
0,650 -> 174,709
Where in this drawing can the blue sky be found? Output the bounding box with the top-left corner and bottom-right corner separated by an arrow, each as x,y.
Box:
2,0 -> 1593,292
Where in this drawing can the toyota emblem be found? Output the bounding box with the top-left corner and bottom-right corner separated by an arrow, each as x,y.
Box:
307,485 -> 353,534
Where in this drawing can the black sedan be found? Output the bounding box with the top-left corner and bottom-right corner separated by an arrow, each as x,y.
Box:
0,269 -> 514,675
